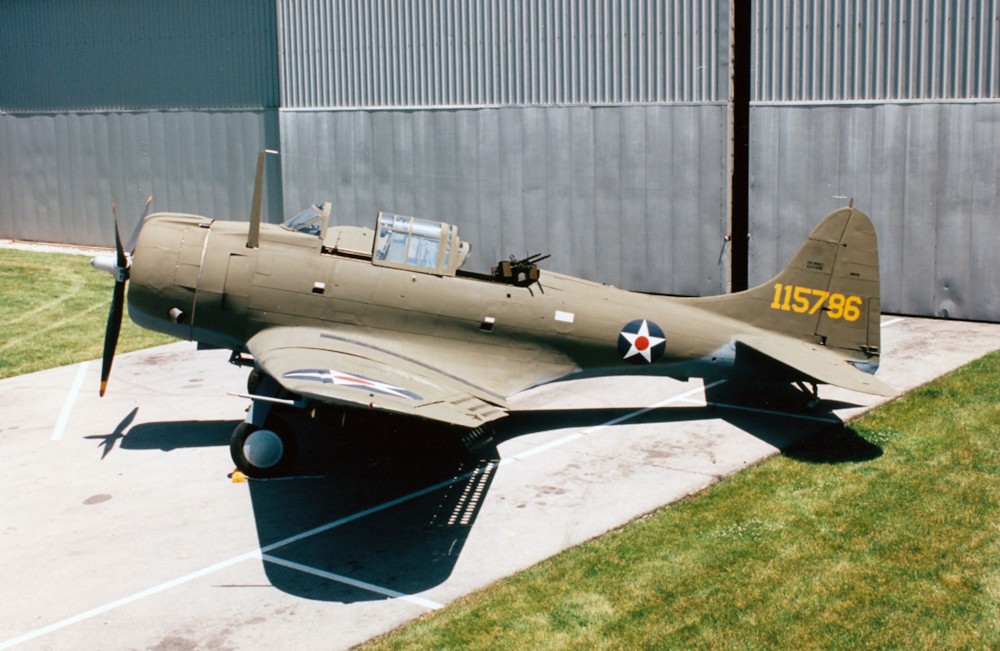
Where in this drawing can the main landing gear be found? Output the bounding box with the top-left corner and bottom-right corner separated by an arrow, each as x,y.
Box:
230,368 -> 298,478
230,420 -> 296,478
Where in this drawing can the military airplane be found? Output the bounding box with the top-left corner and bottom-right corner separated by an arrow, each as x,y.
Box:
92,151 -> 894,477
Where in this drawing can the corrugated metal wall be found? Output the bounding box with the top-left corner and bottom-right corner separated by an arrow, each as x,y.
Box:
749,103 -> 1000,321
4,0 -> 999,320
0,111 -> 282,246
281,105 -> 727,295
0,0 -> 281,247
0,0 -> 279,112
754,0 -> 1000,101
278,0 -> 725,107
277,0 -> 730,295
749,0 -> 1000,321
1,0 -> 729,297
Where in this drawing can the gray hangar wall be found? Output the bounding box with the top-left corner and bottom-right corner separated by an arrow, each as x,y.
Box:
276,0 -> 732,296
280,106 -> 727,296
0,0 -> 283,247
4,0 -> 999,321
1,0 -> 731,297
0,111 -> 281,245
748,0 -> 1000,322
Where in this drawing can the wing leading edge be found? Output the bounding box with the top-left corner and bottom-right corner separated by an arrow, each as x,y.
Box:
735,333 -> 896,397
246,327 -> 508,428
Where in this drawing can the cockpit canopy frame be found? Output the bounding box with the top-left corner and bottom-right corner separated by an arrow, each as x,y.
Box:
372,212 -> 469,276
281,202 -> 331,238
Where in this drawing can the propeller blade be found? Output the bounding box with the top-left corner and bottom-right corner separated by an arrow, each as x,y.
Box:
124,194 -> 153,254
100,204 -> 132,397
99,196 -> 152,396
100,278 -> 126,397
112,203 -> 127,270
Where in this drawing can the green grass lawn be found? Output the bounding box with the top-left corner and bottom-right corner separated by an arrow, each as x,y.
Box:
365,351 -> 1000,650
0,248 -> 176,379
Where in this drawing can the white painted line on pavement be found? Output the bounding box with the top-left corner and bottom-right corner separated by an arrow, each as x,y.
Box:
2,380 -> 721,649
581,380 -> 723,431
673,396 -> 843,423
507,380 -> 724,463
262,554 -> 444,610
52,361 -> 89,441
0,550 -> 261,650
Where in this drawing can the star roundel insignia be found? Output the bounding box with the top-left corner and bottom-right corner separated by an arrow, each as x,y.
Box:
617,319 -> 666,364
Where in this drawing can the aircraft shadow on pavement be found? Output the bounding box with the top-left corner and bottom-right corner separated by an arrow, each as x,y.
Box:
120,411 -> 503,603
120,418 -> 234,451
504,381 -> 881,464
112,382 -> 880,604
245,412 -> 503,603
699,381 -> 883,464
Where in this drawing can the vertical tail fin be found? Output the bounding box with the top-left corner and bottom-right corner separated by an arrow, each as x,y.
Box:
695,206 -> 881,363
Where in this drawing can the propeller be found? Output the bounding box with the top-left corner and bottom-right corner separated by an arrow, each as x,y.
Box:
91,196 -> 152,396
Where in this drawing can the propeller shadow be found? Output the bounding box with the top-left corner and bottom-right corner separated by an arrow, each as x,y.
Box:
83,407 -> 139,459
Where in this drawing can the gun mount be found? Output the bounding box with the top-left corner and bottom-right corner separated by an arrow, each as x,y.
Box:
493,253 -> 551,288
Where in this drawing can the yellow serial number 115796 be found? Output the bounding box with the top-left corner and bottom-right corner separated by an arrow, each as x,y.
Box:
770,283 -> 863,322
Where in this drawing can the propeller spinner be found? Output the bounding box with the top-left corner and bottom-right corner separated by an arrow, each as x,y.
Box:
91,196 -> 152,396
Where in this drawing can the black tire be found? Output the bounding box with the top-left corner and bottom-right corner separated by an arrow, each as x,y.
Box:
246,368 -> 264,394
230,420 -> 296,478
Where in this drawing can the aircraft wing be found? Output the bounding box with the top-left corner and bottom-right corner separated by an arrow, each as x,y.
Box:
246,327 -> 509,428
735,333 -> 897,397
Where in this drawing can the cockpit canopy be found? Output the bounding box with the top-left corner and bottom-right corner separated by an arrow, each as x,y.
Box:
372,212 -> 470,276
282,204 -> 471,276
281,202 -> 331,237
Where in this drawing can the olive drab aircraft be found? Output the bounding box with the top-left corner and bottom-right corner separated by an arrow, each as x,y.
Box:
92,150 -> 894,477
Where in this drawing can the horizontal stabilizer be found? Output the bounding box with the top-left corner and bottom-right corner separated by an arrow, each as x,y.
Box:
736,334 -> 896,397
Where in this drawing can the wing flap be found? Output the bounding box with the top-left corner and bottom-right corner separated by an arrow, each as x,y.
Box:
736,334 -> 896,397
247,327 -> 508,428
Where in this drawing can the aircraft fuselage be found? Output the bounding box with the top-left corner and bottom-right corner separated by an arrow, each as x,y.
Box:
127,213 -> 746,396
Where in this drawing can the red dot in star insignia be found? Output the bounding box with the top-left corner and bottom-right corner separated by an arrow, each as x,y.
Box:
635,336 -> 649,351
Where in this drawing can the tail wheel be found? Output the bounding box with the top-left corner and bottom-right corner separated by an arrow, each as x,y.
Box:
231,420 -> 296,478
